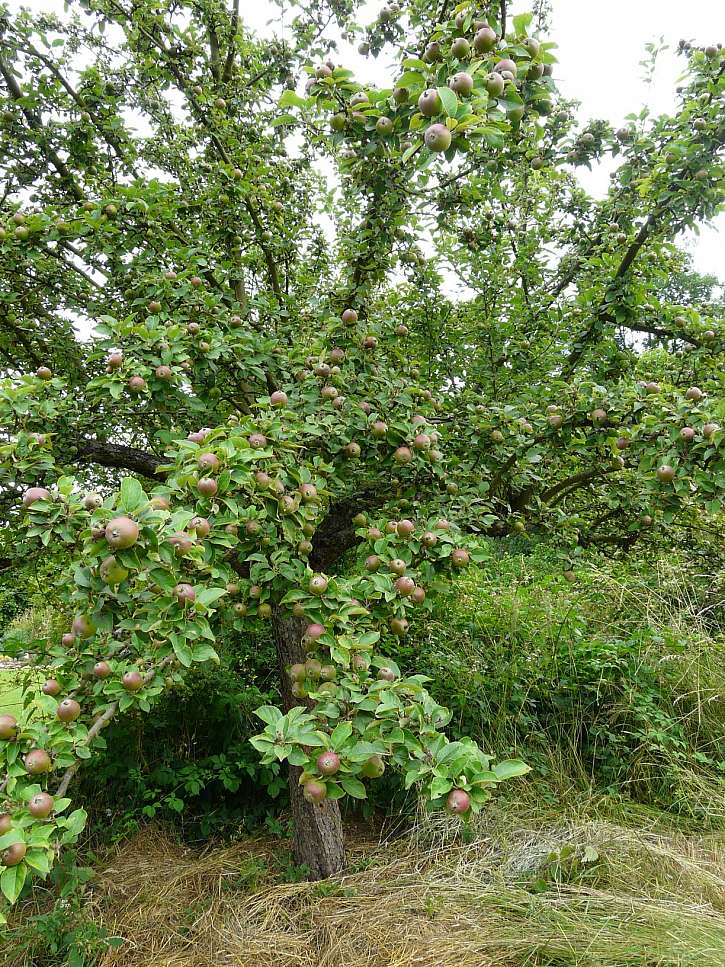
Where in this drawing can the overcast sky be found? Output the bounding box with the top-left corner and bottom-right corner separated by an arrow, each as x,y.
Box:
19,0 -> 724,281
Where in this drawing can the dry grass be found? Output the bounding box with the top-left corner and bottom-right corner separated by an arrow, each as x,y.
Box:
34,806 -> 717,967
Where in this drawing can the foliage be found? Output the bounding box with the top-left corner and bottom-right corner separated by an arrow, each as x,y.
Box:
75,642 -> 288,840
0,0 -> 722,913
399,546 -> 724,822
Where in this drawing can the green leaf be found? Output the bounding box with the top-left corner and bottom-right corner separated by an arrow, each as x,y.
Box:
341,777 -> 367,799
62,809 -> 87,840
401,58 -> 427,70
396,71 -> 425,90
191,643 -> 219,664
330,721 -> 353,747
118,477 -> 146,512
195,587 -> 227,607
270,114 -> 297,128
254,705 -> 283,727
24,849 -> 51,874
436,86 -> 459,118
492,759 -> 530,781
1,864 -> 27,903
278,90 -> 311,109
171,635 -> 193,667
513,12 -> 534,35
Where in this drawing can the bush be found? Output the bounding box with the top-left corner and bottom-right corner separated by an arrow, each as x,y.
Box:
387,544 -> 725,824
76,628 -> 286,843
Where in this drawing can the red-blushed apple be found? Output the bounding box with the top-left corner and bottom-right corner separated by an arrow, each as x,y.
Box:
197,452 -> 220,472
24,748 -> 51,774
93,661 -> 112,679
0,715 -> 17,739
302,780 -> 327,804
390,617 -> 409,636
28,792 -> 54,818
377,666 -> 398,681
316,751 -> 340,776
57,698 -> 81,723
446,788 -> 471,814
2,842 -> 27,866
22,487 -> 50,508
122,670 -> 144,691
424,123 -> 452,153
174,583 -> 196,604
197,477 -> 218,497
105,516 -> 139,550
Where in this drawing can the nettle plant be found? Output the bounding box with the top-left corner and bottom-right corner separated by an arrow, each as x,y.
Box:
0,0 -> 723,911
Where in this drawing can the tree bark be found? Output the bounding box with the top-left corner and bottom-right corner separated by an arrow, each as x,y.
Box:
272,608 -> 345,879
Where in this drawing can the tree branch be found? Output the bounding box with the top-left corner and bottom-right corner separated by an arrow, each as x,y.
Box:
0,55 -> 85,201
222,0 -> 240,83
73,440 -> 165,479
55,657 -> 173,797
310,490 -> 386,571
541,465 -> 622,505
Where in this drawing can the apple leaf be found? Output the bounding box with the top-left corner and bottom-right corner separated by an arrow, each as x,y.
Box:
0,864 -> 27,904
436,86 -> 459,117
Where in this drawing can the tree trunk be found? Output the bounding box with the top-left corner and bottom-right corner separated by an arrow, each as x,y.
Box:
272,608 -> 345,879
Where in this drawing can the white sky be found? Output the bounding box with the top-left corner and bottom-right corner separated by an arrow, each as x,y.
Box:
18,0 -> 724,282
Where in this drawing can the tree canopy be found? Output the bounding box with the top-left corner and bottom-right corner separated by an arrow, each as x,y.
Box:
0,0 -> 722,910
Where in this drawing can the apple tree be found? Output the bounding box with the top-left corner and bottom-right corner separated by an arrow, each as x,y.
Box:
0,0 -> 723,913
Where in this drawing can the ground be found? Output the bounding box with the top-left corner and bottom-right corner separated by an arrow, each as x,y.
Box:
1,784 -> 723,966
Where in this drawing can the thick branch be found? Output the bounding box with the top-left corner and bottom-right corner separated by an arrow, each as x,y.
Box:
541,465 -> 621,505
73,440 -> 165,479
310,490 -> 386,571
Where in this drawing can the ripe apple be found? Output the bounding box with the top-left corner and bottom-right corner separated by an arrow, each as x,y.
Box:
316,751 -> 340,776
105,516 -> 139,549
197,477 -> 218,497
2,842 -> 27,866
418,88 -> 442,117
22,487 -> 50,508
474,26 -> 497,53
302,780 -> 327,804
449,72 -> 474,96
122,670 -> 144,691
446,788 -> 471,814
424,124 -> 452,153
93,661 -> 112,679
0,715 -> 17,740
451,548 -> 470,567
24,748 -> 51,774
57,698 -> 81,723
174,583 -> 196,604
